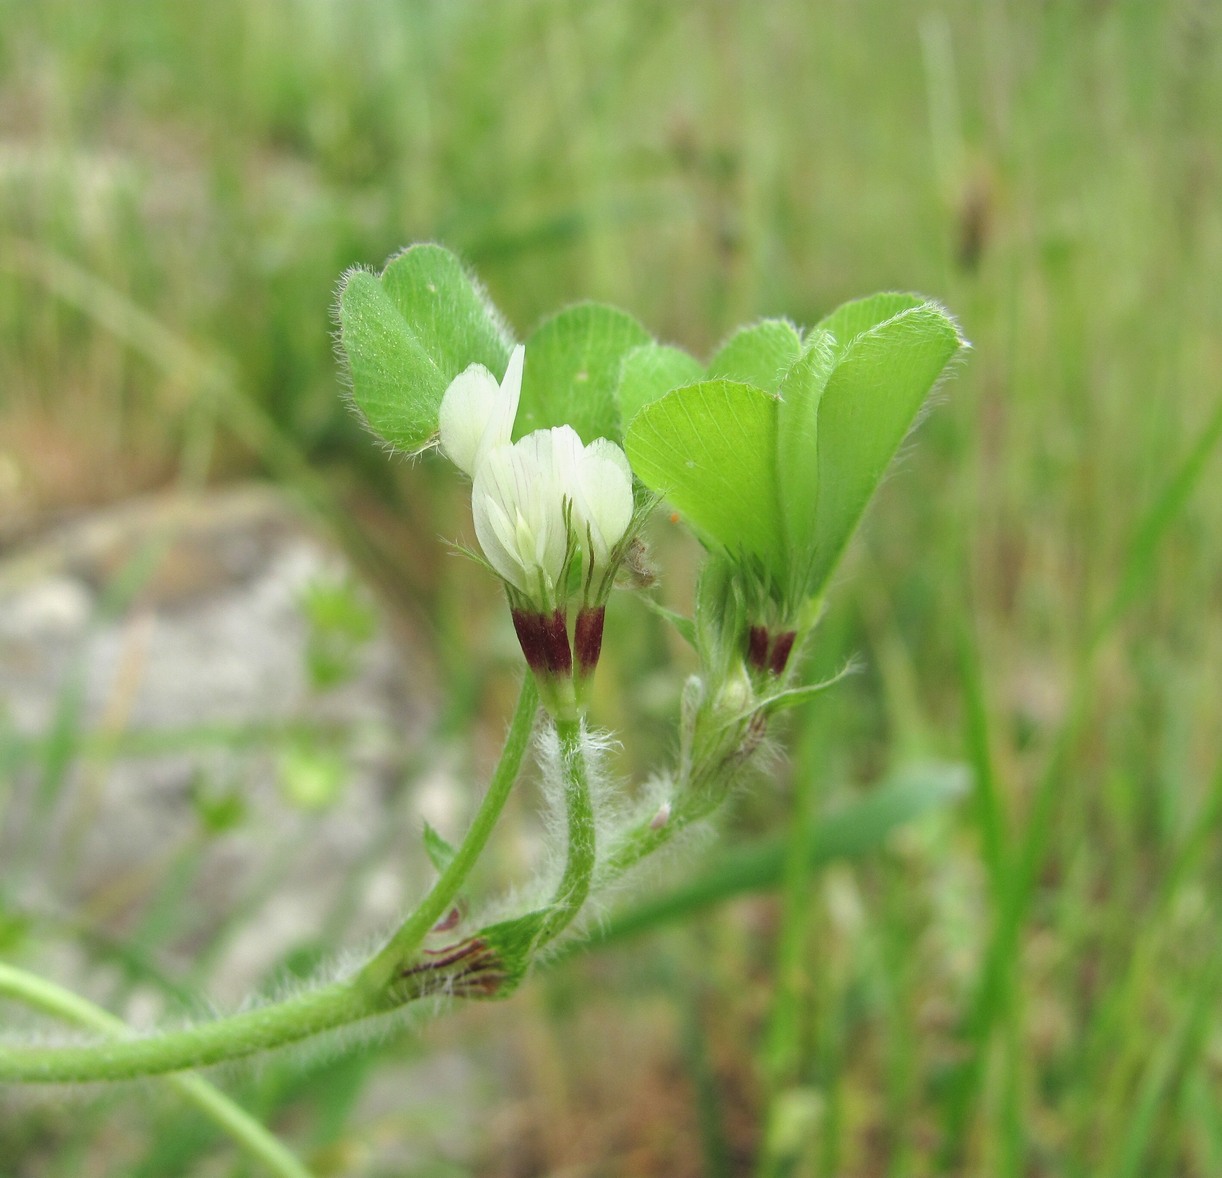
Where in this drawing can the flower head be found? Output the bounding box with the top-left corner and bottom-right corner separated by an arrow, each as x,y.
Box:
440,346 -> 639,714
469,425 -> 635,608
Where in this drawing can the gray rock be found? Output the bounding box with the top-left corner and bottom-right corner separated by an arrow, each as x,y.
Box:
0,485 -> 433,1006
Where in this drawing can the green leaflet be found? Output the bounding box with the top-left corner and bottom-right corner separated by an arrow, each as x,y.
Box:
707,318 -> 803,392
813,291 -> 927,354
805,303 -> 963,596
617,342 -> 704,427
338,243 -> 514,452
516,302 -> 651,443
625,379 -> 785,574
776,329 -> 837,600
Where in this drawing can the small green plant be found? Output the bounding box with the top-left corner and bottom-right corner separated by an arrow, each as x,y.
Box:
299,575 -> 377,692
0,243 -> 964,1172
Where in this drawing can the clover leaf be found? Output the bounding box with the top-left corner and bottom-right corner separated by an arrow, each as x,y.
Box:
625,296 -> 965,618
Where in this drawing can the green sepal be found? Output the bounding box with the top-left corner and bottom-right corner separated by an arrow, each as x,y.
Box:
693,555 -> 750,681
748,658 -> 861,718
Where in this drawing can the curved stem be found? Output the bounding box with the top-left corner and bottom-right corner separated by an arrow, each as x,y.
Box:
0,677 -> 539,1084
538,717 -> 598,944
599,711 -> 753,884
360,675 -> 538,991
0,964 -> 312,1178
0,979 -> 381,1083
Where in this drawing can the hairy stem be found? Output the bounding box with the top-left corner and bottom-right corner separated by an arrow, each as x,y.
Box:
0,979 -> 383,1083
0,677 -> 539,1084
359,676 -> 538,991
601,703 -> 756,884
538,718 -> 598,943
0,963 -> 313,1177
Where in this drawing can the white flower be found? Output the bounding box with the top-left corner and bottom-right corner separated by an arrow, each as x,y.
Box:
472,427 -> 575,604
438,344 -> 524,476
470,426 -> 634,608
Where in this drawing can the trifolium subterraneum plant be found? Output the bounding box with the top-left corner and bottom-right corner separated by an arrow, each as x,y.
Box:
0,244 -> 965,1104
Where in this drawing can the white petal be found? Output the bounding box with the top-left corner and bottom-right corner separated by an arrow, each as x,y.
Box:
544,425 -> 585,502
500,344 -> 525,409
585,437 -> 633,485
573,440 -> 634,564
477,345 -> 525,472
472,446 -> 530,590
471,434 -> 570,601
438,346 -> 526,477
439,364 -> 500,476
528,431 -> 575,586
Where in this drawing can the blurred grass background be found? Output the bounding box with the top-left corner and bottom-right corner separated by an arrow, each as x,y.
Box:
2,0 -> 1221,1174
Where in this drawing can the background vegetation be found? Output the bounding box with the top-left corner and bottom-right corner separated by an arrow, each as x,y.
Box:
2,0 -> 1220,1174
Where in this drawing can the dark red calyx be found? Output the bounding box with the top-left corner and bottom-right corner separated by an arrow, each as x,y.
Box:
768,630 -> 797,675
747,624 -> 770,670
746,624 -> 798,675
512,607 -> 573,677
574,606 -> 606,676
542,608 -> 573,676
511,608 -> 550,673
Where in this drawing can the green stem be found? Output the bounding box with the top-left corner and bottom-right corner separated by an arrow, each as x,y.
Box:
0,677 -> 539,1084
360,676 -> 538,991
0,964 -> 312,1178
538,717 -> 598,943
598,706 -> 753,885
0,979 -> 381,1083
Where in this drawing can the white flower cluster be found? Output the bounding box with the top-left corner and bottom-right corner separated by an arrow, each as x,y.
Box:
438,345 -> 635,614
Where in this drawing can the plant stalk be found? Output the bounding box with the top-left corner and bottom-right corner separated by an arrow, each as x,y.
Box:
538,717 -> 598,944
0,963 -> 313,1177
0,677 -> 539,1084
